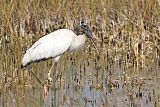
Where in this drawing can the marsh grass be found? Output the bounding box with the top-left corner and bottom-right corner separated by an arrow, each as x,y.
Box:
0,0 -> 160,106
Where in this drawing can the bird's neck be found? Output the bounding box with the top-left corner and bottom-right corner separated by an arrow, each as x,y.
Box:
77,34 -> 86,44
68,34 -> 86,51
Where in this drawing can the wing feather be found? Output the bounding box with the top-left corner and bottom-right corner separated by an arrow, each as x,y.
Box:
22,29 -> 75,66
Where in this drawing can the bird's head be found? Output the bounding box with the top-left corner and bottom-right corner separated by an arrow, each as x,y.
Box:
79,20 -> 99,56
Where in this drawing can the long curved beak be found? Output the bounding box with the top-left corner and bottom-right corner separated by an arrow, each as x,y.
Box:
83,26 -> 99,56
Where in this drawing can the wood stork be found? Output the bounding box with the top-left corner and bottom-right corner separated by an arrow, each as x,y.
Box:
21,20 -> 99,82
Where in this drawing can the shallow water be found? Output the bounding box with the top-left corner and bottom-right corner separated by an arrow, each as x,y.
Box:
0,51 -> 159,107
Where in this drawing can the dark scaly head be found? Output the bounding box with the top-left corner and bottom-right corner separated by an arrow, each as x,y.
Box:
79,20 -> 99,56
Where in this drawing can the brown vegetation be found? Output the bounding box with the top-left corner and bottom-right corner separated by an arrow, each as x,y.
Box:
0,0 -> 159,106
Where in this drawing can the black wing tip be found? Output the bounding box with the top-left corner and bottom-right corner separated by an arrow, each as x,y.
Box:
21,64 -> 27,69
21,64 -> 24,69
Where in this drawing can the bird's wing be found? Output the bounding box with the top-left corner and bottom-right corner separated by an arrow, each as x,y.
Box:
22,29 -> 74,66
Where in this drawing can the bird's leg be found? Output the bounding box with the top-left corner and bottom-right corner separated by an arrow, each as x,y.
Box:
47,64 -> 54,83
47,61 -> 59,85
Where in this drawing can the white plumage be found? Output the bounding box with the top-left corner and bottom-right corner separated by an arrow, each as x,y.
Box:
22,29 -> 86,66
21,20 -> 99,85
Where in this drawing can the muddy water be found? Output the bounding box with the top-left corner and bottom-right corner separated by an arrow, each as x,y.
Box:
0,50 -> 159,107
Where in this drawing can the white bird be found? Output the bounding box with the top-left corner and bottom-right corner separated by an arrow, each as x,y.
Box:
21,20 -> 99,82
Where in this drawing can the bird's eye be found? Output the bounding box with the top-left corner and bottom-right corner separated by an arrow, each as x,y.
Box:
80,21 -> 83,25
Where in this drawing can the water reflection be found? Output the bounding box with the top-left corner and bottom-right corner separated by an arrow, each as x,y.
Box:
1,58 -> 159,107
41,65 -> 158,107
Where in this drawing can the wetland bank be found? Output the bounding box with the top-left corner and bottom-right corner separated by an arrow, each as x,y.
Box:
0,0 -> 160,107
